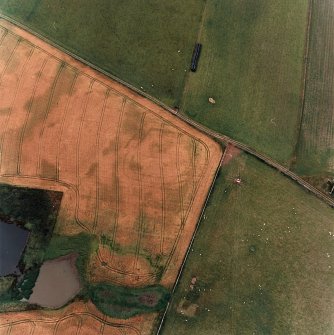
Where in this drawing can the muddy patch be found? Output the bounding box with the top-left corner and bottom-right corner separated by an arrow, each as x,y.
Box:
29,253 -> 81,308
222,144 -> 242,166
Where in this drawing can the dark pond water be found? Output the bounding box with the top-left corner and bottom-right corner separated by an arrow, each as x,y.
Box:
0,220 -> 29,276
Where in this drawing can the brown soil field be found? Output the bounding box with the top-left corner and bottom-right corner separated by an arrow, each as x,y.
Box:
0,18 -> 222,333
0,301 -> 157,335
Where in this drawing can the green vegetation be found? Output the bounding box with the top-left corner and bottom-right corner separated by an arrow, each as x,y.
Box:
181,0 -> 308,165
0,277 -> 14,296
294,0 -> 334,178
0,184 -> 62,306
161,153 -> 334,334
44,233 -> 98,286
100,234 -> 164,280
0,183 -> 53,226
89,283 -> 169,319
17,268 -> 40,299
0,0 -> 205,106
0,184 -> 62,268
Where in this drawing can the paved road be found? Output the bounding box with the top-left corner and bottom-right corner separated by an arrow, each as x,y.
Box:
1,12 -> 334,209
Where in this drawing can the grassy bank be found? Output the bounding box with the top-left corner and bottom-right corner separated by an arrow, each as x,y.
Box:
89,283 -> 169,319
161,153 -> 334,334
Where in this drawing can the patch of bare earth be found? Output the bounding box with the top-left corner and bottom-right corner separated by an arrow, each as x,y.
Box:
221,144 -> 241,166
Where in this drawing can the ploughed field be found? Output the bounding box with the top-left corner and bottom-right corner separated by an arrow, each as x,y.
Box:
0,19 -> 222,334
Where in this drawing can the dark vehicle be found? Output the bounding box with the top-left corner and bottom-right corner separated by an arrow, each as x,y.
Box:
190,43 -> 202,72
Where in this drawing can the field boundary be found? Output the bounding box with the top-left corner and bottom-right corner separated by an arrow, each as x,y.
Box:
290,0 -> 314,168
0,11 -> 332,207
156,151 -> 223,335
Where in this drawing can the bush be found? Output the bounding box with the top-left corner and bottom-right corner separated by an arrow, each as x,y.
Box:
89,283 -> 170,319
17,267 -> 40,299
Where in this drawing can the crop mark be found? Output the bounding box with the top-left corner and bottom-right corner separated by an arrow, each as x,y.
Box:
176,133 -> 185,225
93,88 -> 110,233
36,61 -> 65,176
99,314 -> 107,335
75,79 -> 94,232
5,323 -> 11,335
133,112 -> 147,272
109,97 -> 126,263
0,44 -> 34,171
0,311 -> 142,335
162,143 -> 210,274
17,56 -> 47,175
53,314 -> 81,335
0,20 -> 219,288
191,139 -> 197,195
159,123 -> 166,255
55,71 -> 79,181
0,27 -> 8,45
0,36 -> 20,79
96,246 -> 156,282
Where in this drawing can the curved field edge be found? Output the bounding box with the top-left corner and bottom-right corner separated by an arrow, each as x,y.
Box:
160,153 -> 334,334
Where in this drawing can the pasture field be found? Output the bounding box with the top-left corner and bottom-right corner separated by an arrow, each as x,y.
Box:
0,19 -> 222,334
181,0 -> 309,165
294,0 -> 334,179
0,0 -> 206,106
161,152 -> 334,334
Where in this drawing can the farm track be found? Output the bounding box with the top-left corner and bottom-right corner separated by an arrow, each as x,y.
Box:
0,12 -> 329,209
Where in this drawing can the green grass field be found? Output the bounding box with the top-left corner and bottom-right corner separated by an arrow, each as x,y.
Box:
181,0 -> 309,165
293,0 -> 334,178
0,0 -> 205,106
161,153 -> 334,334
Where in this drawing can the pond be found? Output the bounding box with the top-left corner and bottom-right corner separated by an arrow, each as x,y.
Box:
29,253 -> 82,308
0,220 -> 29,276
